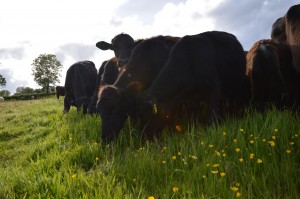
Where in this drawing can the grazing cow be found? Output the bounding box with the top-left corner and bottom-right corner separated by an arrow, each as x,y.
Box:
285,4 -> 300,72
64,60 -> 97,114
0,97 -> 4,101
55,86 -> 65,99
246,39 -> 300,111
136,31 -> 248,138
271,17 -> 287,44
96,35 -> 180,141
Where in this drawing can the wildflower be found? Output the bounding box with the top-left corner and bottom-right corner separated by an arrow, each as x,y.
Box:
289,142 -> 295,145
268,140 -> 276,147
272,136 -> 276,140
236,192 -> 241,198
163,146 -> 167,150
133,178 -> 136,182
162,160 -> 166,164
235,148 -> 241,153
231,186 -> 239,192
172,156 -> 176,160
208,144 -> 214,148
223,153 -> 227,157
202,175 -> 207,179
215,151 -> 221,156
239,128 -> 244,132
233,139 -> 238,143
220,172 -> 226,177
139,147 -> 145,151
173,186 -> 179,193
274,128 -> 278,133
213,164 -> 219,168
239,158 -> 244,163
262,139 -> 266,142
69,137 -> 72,140
211,170 -> 219,174
295,134 -> 298,137
249,153 -> 255,159
200,141 -> 205,145
223,132 -> 227,136
250,140 -> 254,144
71,174 -> 77,179
178,152 -> 181,156
257,159 -> 263,164
286,149 -> 291,154
95,157 -> 99,161
206,164 -> 210,167
235,183 -> 240,187
175,125 -> 182,132
190,155 -> 197,160
148,196 -> 155,199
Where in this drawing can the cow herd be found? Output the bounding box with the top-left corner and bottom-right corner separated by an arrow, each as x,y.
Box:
56,4 -> 300,142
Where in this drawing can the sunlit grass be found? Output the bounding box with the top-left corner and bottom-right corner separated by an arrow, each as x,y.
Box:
0,98 -> 299,198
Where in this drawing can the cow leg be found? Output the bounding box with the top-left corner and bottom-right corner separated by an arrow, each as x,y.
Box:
64,89 -> 74,113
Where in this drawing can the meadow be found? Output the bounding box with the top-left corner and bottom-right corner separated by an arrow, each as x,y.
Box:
0,97 -> 299,198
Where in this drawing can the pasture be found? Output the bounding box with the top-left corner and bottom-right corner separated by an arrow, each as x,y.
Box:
0,97 -> 299,198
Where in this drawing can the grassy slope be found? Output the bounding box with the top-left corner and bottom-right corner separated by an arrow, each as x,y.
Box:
0,97 -> 299,198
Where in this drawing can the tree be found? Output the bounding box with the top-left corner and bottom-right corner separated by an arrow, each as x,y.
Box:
0,90 -> 10,96
0,74 -> 6,87
15,87 -> 34,95
31,54 -> 63,93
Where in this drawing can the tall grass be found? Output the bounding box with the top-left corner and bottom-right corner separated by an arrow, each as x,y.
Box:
0,98 -> 299,198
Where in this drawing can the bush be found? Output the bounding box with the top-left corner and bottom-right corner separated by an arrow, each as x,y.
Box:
3,92 -> 56,100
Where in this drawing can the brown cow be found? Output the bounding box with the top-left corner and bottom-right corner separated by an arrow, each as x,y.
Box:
285,4 -> 300,72
246,39 -> 300,111
271,17 -> 287,44
270,5 -> 300,72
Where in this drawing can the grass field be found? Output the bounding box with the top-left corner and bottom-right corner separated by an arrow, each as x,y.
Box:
0,97 -> 299,198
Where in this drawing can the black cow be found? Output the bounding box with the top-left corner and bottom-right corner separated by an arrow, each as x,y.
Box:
96,33 -> 136,67
88,34 -> 143,114
64,60 -> 97,114
136,31 -> 248,138
55,86 -> 65,99
96,35 -> 180,141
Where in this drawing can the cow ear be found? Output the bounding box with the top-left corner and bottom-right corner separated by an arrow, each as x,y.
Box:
96,41 -> 113,50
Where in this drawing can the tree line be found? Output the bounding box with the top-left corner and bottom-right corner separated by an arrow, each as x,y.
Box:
0,54 -> 62,97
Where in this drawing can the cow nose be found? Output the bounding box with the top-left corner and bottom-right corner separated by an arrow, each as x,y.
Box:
117,58 -> 129,67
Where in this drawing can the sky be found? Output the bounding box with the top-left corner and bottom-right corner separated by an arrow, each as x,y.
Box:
0,0 -> 298,94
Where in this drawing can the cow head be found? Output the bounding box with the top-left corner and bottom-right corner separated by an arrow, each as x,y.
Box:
286,4 -> 300,72
96,33 -> 135,67
271,17 -> 287,44
135,92 -> 170,138
96,85 -> 128,142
